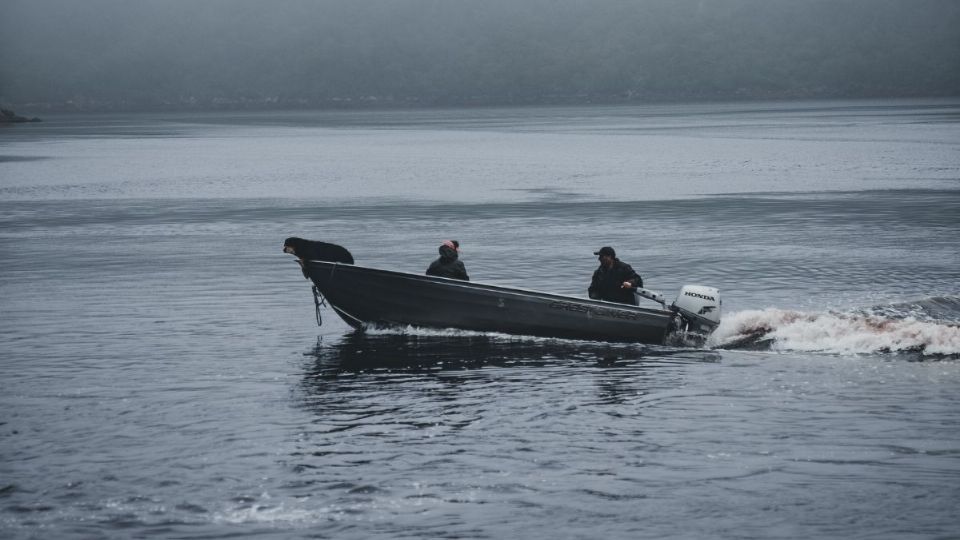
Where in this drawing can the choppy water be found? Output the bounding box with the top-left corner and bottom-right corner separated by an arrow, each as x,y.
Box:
1,100 -> 959,539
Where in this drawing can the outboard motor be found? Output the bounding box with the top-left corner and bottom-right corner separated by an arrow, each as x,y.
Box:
671,285 -> 722,335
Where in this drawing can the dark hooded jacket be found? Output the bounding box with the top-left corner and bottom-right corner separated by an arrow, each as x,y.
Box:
426,245 -> 469,280
588,259 -> 642,305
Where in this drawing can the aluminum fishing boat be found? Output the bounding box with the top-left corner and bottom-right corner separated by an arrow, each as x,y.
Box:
284,238 -> 721,345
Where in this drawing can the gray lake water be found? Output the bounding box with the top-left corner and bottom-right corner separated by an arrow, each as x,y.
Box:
1,100 -> 959,539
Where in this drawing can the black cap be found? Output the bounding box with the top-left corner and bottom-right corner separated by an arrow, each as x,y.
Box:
594,246 -> 616,258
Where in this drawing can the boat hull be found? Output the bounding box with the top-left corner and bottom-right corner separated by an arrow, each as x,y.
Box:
302,261 -> 673,344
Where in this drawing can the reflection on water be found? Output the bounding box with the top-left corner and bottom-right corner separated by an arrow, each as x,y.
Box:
302,331 -> 721,379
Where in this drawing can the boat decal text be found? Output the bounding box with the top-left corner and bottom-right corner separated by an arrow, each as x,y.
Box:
548,300 -> 646,321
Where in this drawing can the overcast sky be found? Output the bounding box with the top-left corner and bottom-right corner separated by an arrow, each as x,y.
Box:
2,0 -> 958,110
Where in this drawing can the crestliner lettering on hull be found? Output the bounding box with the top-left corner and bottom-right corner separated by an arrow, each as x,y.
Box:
684,291 -> 716,302
548,300 -> 646,321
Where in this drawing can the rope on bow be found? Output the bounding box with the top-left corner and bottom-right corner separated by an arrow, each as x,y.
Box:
312,285 -> 327,327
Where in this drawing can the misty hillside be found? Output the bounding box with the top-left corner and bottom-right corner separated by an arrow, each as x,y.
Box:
1,0 -> 958,111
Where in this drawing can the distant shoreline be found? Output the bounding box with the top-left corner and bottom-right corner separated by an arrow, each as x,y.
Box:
4,90 -> 958,115
0,108 -> 41,123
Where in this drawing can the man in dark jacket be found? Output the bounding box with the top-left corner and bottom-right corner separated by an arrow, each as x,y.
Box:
588,246 -> 642,305
426,240 -> 469,280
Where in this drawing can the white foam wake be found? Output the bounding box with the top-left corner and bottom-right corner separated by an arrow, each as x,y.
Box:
710,308 -> 960,356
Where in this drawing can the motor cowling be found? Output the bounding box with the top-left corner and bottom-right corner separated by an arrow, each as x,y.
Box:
672,285 -> 721,334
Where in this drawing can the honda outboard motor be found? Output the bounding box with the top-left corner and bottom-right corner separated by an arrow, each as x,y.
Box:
671,285 -> 722,335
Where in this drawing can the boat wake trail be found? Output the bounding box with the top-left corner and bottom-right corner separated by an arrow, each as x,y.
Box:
710,296 -> 960,358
